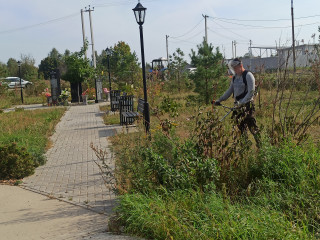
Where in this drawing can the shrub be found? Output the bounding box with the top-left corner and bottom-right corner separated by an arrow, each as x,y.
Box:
159,96 -> 180,117
0,143 -> 35,180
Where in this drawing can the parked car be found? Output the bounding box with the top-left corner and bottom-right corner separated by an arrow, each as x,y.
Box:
0,77 -> 32,88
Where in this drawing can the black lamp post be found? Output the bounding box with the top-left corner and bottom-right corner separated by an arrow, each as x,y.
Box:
106,47 -> 112,102
133,1 -> 150,133
17,61 -> 23,104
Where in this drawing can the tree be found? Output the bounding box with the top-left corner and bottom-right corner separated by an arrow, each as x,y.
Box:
169,48 -> 188,92
0,62 -> 8,77
190,40 -> 227,104
62,45 -> 94,102
38,48 -> 63,79
20,54 -> 38,81
63,46 -> 93,83
102,41 -> 140,89
7,58 -> 18,77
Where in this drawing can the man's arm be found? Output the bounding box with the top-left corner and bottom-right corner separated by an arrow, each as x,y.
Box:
218,81 -> 233,102
239,72 -> 255,105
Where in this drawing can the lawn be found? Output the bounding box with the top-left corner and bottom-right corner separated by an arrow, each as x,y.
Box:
0,107 -> 66,167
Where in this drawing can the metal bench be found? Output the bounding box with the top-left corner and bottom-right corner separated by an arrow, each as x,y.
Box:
120,97 -> 145,126
110,90 -> 121,111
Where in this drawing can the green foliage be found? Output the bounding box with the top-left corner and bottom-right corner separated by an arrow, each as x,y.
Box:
135,134 -> 218,192
190,40 -> 228,104
249,142 -> 320,233
0,143 -> 35,180
169,48 -> 188,92
24,80 -> 48,97
0,108 -> 66,170
6,58 -> 18,76
118,189 -> 312,240
159,96 -> 180,117
111,102 -> 320,239
5,55 -> 38,81
0,61 -> 8,76
20,54 -> 38,81
38,48 -> 63,79
62,43 -> 94,84
103,41 -> 140,88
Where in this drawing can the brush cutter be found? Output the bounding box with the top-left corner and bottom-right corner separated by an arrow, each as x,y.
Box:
212,100 -> 239,122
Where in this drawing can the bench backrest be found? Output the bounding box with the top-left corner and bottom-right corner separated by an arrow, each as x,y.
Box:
110,90 -> 121,100
120,95 -> 134,112
137,98 -> 145,114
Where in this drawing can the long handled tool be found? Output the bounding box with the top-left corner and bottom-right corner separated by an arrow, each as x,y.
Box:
219,104 -> 236,122
212,100 -> 237,122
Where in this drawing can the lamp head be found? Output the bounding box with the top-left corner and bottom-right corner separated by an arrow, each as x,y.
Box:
133,1 -> 147,26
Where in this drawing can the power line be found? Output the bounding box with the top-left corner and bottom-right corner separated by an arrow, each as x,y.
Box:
171,19 -> 204,39
94,0 -> 161,8
210,14 -> 320,22
212,18 -> 320,29
207,28 -> 247,43
0,0 -> 160,35
209,18 -> 249,41
0,12 -> 79,35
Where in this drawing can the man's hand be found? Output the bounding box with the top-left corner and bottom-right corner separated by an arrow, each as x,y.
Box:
213,101 -> 221,106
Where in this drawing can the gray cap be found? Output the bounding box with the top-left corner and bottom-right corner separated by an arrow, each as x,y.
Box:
229,58 -> 242,68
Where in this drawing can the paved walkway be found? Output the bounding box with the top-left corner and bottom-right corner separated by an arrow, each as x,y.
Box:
15,103 -> 138,239
0,185 -> 136,240
23,103 -> 121,213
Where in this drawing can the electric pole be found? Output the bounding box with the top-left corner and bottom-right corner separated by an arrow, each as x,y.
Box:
85,6 -> 96,68
291,0 -> 296,72
232,41 -> 234,58
80,9 -> 87,59
202,14 -> 208,43
249,40 -> 252,71
85,5 -> 98,103
234,40 -> 237,58
166,35 -> 169,66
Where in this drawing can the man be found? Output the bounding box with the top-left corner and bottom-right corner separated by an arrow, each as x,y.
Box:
214,58 -> 260,146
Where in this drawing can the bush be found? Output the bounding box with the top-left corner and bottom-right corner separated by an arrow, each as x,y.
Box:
122,131 -> 218,193
0,143 -> 35,180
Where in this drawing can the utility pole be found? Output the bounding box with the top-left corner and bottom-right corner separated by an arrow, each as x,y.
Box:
166,35 -> 169,66
249,40 -> 252,71
85,6 -> 96,68
202,14 -> 208,43
232,41 -> 234,58
291,0 -> 296,72
234,40 -> 237,58
85,5 -> 98,103
80,9 -> 87,59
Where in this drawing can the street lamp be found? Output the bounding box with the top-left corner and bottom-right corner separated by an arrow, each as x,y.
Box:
17,61 -> 23,104
105,47 -> 112,102
133,1 -> 150,133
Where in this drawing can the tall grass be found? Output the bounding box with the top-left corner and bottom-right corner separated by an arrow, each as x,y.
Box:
118,189 -> 313,240
0,108 -> 66,166
103,64 -> 320,239
107,95 -> 320,239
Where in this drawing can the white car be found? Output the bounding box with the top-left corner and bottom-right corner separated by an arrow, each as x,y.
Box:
0,77 -> 32,88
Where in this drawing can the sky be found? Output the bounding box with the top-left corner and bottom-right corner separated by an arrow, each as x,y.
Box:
1,0 -> 320,67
